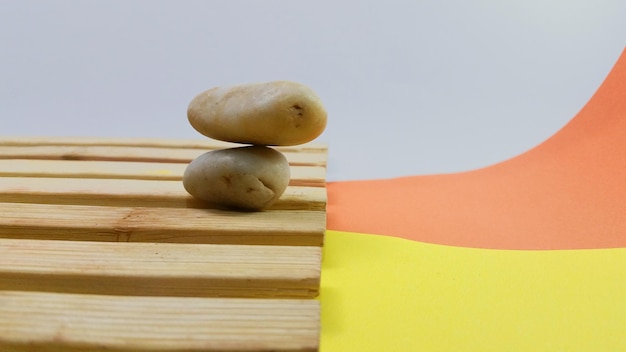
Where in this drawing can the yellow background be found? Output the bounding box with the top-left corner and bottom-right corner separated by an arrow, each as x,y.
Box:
320,230 -> 626,351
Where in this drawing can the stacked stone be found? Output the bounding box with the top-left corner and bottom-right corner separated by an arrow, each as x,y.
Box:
183,81 -> 327,211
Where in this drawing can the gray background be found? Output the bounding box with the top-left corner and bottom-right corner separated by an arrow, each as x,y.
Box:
1,0 -> 624,181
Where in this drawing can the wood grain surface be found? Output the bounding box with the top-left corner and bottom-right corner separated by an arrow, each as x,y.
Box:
0,136 -> 327,351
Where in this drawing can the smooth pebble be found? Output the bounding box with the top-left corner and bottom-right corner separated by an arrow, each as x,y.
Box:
183,146 -> 290,210
187,81 -> 327,146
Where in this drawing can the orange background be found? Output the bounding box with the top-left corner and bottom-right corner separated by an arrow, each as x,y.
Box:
327,48 -> 626,250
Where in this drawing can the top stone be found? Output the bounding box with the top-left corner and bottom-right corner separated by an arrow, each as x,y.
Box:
187,81 -> 327,146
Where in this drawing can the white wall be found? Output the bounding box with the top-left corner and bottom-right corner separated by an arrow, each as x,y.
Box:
2,0 -> 624,181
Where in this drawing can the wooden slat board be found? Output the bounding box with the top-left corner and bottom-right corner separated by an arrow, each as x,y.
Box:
0,136 -> 328,166
0,136 -> 327,351
0,203 -> 326,245
0,159 -> 327,186
0,177 -> 327,210
0,291 -> 320,352
0,238 -> 321,298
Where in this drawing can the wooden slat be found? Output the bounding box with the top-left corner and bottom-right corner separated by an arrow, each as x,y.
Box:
0,136 -> 327,351
0,159 -> 326,187
0,177 -> 326,211
0,290 -> 319,352
0,202 -> 326,246
0,238 -> 320,298
0,145 -> 328,166
0,135 -> 327,152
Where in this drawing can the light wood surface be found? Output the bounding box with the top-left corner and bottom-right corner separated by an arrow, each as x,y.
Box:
0,177 -> 327,210
0,202 -> 325,245
0,159 -> 326,186
0,135 -> 327,151
0,136 -> 327,351
0,136 -> 328,166
0,238 -> 321,297
0,290 -> 320,352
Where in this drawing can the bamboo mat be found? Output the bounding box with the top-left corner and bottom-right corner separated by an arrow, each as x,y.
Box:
0,136 -> 327,352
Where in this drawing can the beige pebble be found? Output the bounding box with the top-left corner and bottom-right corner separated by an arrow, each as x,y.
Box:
182,146 -> 290,210
187,81 -> 327,146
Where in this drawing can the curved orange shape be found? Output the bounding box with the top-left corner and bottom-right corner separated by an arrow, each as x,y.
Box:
327,48 -> 626,250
